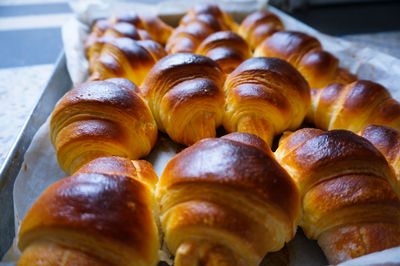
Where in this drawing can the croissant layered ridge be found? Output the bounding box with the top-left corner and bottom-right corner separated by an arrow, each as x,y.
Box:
18,156 -> 160,266
87,37 -> 167,86
50,79 -> 157,174
254,31 -> 356,88
196,31 -> 252,73
157,132 -> 300,266
142,53 -> 225,146
361,125 -> 400,186
166,4 -> 237,54
275,128 -> 400,264
238,10 -> 284,49
85,12 -> 173,49
223,57 -> 310,146
307,80 -> 400,132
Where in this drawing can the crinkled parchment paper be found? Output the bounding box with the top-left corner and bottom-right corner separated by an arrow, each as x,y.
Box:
2,0 -> 400,265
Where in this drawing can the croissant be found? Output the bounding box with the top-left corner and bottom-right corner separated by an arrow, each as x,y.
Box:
307,80 -> 400,132
196,31 -> 251,73
50,78 -> 157,174
238,10 -> 284,50
275,128 -> 400,264
166,4 -> 236,54
89,18 -> 111,36
361,125 -> 400,184
85,21 -> 151,56
18,156 -> 160,266
141,53 -> 225,146
86,12 -> 172,48
223,57 -> 310,146
254,31 -> 356,88
87,37 -> 167,85
85,19 -> 112,52
110,12 -> 173,45
103,22 -> 152,40
185,4 -> 236,27
156,132 -> 300,266
84,13 -> 171,69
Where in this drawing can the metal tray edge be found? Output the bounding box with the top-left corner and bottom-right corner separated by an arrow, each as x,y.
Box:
0,52 -> 73,257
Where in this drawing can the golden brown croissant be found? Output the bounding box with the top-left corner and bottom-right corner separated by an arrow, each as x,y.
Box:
223,57 -> 310,146
87,37 -> 167,85
275,128 -> 400,264
85,19 -> 112,52
18,156 -> 160,266
109,12 -> 173,45
238,10 -> 284,50
166,4 -> 236,54
254,31 -> 356,88
104,22 -> 152,41
196,31 -> 251,73
157,132 -> 300,266
86,12 -> 172,48
141,53 -> 225,146
307,80 -> 400,132
361,125 -> 400,184
85,21 -> 152,55
50,78 -> 157,174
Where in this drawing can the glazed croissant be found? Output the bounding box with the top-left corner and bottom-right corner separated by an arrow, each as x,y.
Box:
85,20 -> 152,56
361,125 -> 400,184
275,128 -> 400,264
166,4 -> 236,54
85,12 -> 172,48
223,57 -> 310,146
157,132 -> 300,266
87,37 -> 167,85
307,80 -> 400,132
196,31 -> 251,73
141,53 -> 225,146
18,156 -> 160,266
50,78 -> 157,174
238,10 -> 284,50
85,13 -> 171,81
254,31 -> 356,88
113,13 -> 173,45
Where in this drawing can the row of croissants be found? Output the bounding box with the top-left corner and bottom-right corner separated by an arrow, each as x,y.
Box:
49,58 -> 400,175
18,129 -> 400,265
17,3 -> 400,266
85,4 -> 356,89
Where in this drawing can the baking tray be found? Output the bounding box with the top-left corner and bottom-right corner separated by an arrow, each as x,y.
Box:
0,53 -> 72,257
2,5 -> 400,263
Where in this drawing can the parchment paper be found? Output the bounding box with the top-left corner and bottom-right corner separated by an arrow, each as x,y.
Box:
2,0 -> 400,265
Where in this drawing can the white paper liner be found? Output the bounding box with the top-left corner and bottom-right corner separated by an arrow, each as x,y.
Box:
2,0 -> 400,265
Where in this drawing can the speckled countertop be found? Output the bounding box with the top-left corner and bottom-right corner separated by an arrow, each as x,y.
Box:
0,1 -> 400,169
0,64 -> 54,165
